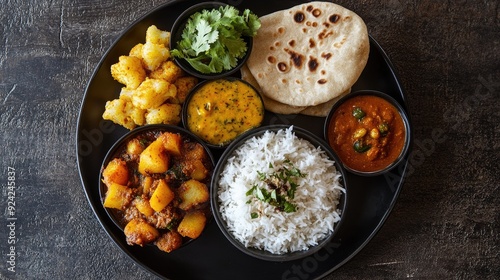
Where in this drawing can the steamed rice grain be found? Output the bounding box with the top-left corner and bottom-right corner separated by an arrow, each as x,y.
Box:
218,126 -> 344,254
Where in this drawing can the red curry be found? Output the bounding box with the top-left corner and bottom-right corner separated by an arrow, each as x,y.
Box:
327,95 -> 406,172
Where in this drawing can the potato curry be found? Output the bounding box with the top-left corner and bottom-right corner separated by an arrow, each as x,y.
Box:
101,129 -> 213,253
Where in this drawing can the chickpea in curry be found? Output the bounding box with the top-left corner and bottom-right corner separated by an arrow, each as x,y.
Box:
101,129 -> 213,253
327,95 -> 406,173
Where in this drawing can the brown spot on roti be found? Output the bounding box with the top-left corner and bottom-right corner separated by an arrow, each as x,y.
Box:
329,14 -> 340,23
309,38 -> 316,48
268,56 -> 276,64
294,12 -> 305,23
312,9 -> 322,17
306,5 -> 314,12
318,79 -> 327,84
321,52 -> 332,60
319,29 -> 334,40
277,62 -> 289,72
312,22 -> 318,27
289,40 -> 296,47
308,57 -> 319,72
285,48 -> 305,69
278,27 -> 285,34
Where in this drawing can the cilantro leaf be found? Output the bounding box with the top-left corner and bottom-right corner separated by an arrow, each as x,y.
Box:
171,6 -> 261,74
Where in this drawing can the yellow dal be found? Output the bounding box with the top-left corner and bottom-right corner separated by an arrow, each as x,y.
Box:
186,79 -> 264,146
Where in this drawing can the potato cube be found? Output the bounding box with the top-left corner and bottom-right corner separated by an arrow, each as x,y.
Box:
158,132 -> 182,156
189,160 -> 208,181
184,143 -> 207,161
138,139 -> 169,175
102,158 -> 129,186
178,180 -> 209,210
140,176 -> 154,196
149,61 -> 184,84
124,219 -> 159,246
178,210 -> 207,239
146,25 -> 170,46
141,42 -> 170,71
111,55 -> 146,89
132,78 -> 177,110
103,182 -> 133,210
155,231 -> 182,253
149,179 -> 175,212
145,103 -> 182,125
126,138 -> 144,156
134,197 -> 155,217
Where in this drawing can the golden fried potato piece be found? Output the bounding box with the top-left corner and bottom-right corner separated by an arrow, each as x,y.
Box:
111,56 -> 146,89
124,219 -> 160,246
178,180 -> 209,210
178,210 -> 207,239
155,231 -> 182,253
103,182 -> 133,210
102,158 -> 129,186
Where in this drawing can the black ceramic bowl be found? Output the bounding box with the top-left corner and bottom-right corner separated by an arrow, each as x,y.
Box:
181,77 -> 264,149
99,124 -> 215,248
324,90 -> 411,176
169,2 -> 253,80
210,125 -> 348,262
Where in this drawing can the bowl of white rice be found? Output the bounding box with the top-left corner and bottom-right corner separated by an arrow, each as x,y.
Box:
211,125 -> 347,261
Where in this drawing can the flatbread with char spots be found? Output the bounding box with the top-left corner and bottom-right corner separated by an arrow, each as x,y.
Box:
245,2 -> 369,107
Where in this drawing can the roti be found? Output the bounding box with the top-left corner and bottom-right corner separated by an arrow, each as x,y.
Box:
245,2 -> 369,106
241,64 -> 350,117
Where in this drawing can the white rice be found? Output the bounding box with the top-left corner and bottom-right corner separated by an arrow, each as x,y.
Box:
217,126 -> 344,254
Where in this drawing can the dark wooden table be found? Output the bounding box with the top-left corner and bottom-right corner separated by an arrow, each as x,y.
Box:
1,0 -> 498,279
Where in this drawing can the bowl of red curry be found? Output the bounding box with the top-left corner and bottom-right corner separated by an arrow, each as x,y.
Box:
324,90 -> 411,176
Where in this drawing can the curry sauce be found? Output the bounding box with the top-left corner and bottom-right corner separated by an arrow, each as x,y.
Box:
186,79 -> 264,146
327,95 -> 406,172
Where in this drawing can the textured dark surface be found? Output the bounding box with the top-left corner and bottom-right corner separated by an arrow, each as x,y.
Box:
0,0 -> 498,279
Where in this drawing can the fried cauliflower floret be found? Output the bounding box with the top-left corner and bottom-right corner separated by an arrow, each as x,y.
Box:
142,42 -> 170,71
146,25 -> 171,46
129,43 -> 144,59
174,76 -> 199,104
110,56 -> 146,89
118,87 -> 135,101
102,98 -> 146,130
150,61 -> 185,84
145,103 -> 182,125
132,78 -> 177,109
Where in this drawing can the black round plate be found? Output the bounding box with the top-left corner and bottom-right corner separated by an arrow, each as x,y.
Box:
76,1 -> 412,279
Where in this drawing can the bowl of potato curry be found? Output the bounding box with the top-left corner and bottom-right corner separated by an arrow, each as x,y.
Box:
99,125 -> 214,253
325,90 -> 410,176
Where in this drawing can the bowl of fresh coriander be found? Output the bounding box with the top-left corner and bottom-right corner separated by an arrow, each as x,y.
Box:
170,2 -> 261,79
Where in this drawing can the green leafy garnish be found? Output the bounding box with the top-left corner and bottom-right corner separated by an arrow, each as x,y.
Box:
171,5 -> 261,74
246,159 -> 306,218
352,107 -> 365,120
353,139 -> 371,153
